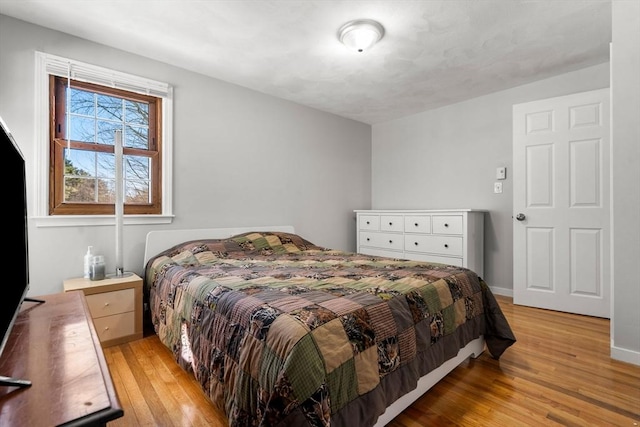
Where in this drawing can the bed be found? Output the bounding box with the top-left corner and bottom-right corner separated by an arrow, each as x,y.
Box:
143,226 -> 516,426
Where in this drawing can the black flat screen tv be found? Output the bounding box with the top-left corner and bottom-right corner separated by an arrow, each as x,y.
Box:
0,117 -> 37,387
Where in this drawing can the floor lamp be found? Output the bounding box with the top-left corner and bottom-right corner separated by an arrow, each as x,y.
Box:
109,129 -> 132,278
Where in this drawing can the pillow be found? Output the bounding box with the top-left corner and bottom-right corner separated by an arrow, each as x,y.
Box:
159,231 -> 323,262
229,231 -> 322,254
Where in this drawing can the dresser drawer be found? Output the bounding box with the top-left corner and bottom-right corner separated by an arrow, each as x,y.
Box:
404,215 -> 431,233
92,311 -> 135,342
408,253 -> 464,267
405,235 -> 463,256
380,215 -> 403,232
360,247 -> 404,259
432,215 -> 463,235
359,215 -> 380,230
86,288 -> 135,318
360,231 -> 404,251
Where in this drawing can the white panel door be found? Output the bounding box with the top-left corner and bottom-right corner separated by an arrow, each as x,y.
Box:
513,88 -> 610,318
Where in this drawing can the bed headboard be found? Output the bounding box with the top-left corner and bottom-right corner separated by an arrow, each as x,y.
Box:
143,225 -> 295,268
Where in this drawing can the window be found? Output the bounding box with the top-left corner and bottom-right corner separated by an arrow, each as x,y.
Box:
50,77 -> 161,215
35,52 -> 173,226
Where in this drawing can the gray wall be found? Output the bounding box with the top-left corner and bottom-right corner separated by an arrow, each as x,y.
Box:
0,15 -> 371,296
611,1 -> 640,364
371,63 -> 610,293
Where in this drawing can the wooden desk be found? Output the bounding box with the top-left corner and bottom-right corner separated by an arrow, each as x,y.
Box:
0,292 -> 123,426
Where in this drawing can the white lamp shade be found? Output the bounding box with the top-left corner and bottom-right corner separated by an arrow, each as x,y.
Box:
339,20 -> 384,53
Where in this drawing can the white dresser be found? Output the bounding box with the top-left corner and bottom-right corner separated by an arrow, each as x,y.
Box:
354,209 -> 485,278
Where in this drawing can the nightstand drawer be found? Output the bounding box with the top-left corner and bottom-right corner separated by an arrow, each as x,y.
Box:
405,235 -> 463,256
86,288 -> 135,318
92,311 -> 135,342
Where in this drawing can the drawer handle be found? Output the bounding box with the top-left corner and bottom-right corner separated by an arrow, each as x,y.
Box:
389,222 -> 393,226
444,244 -> 449,248
444,223 -> 449,227
366,221 -> 370,225
104,302 -> 110,307
414,242 -> 418,246
414,223 -> 419,227
366,238 -> 370,241
104,327 -> 109,331
389,240 -> 393,244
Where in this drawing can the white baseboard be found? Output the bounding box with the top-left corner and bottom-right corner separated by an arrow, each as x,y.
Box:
489,285 -> 513,298
611,345 -> 640,366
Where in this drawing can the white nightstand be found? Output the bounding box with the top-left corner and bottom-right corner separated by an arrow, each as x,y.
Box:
63,273 -> 143,347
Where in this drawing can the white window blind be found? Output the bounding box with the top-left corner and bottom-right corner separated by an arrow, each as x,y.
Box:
41,52 -> 171,98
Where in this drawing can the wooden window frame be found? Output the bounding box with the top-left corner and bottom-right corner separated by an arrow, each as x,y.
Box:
49,76 -> 162,215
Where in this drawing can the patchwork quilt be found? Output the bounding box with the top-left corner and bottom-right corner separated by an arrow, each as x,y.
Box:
145,232 -> 516,427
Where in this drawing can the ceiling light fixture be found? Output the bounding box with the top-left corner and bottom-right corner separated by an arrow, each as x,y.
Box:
338,19 -> 385,53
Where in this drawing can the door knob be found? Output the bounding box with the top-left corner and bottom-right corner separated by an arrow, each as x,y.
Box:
516,213 -> 526,221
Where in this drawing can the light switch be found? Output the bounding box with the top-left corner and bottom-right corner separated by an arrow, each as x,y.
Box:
494,182 -> 503,194
496,167 -> 506,180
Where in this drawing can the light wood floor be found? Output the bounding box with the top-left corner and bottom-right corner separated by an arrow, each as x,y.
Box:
104,296 -> 640,426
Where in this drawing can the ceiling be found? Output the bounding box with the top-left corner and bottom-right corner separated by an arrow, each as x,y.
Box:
0,0 -> 612,124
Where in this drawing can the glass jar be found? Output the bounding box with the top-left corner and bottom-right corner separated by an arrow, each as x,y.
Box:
89,255 -> 106,281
